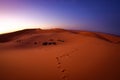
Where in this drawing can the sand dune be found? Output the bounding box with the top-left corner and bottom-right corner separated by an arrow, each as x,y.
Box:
0,28 -> 119,43
0,29 -> 120,80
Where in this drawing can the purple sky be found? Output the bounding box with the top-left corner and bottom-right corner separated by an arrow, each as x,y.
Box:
0,0 -> 120,35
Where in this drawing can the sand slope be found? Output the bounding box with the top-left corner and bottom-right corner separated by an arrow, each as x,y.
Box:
0,29 -> 120,80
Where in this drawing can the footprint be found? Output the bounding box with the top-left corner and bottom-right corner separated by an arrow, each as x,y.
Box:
61,69 -> 66,73
58,62 -> 61,64
55,56 -> 69,80
62,75 -> 68,80
56,57 -> 59,61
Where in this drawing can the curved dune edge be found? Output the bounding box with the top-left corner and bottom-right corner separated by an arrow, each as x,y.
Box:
0,28 -> 120,44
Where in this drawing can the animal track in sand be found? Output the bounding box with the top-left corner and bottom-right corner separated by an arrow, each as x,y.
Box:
56,56 -> 69,80
55,49 -> 80,80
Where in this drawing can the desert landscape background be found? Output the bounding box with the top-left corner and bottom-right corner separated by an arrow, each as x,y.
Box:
0,28 -> 120,80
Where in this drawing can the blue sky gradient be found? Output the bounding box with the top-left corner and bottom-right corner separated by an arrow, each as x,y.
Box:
0,0 -> 119,35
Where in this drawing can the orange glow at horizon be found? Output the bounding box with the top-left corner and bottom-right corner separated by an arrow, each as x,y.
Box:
0,14 -> 55,34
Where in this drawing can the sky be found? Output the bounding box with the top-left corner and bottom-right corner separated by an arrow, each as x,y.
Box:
0,0 -> 119,35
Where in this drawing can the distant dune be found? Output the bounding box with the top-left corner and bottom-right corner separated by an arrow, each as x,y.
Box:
0,28 -> 120,43
0,28 -> 120,80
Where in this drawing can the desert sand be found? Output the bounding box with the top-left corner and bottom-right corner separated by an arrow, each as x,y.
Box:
0,28 -> 120,80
